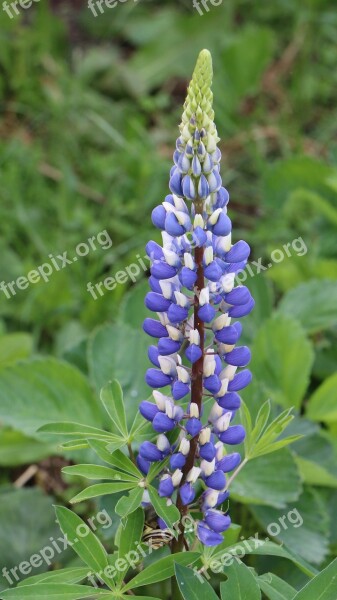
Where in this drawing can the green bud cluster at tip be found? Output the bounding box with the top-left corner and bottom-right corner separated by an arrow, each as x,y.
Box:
180,49 -> 220,151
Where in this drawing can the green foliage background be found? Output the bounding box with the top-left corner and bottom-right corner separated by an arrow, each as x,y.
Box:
0,0 -> 337,597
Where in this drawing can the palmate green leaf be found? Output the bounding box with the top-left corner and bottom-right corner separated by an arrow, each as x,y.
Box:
100,380 -> 128,438
55,506 -> 111,588
241,401 -> 302,460
88,440 -> 142,478
1,583 -> 112,599
220,560 -> 261,600
146,457 -> 170,482
115,487 -> 144,517
293,557 -> 337,600
231,448 -> 302,508
251,315 -> 314,410
70,482 -> 137,504
60,440 -> 91,450
128,409 -> 155,443
38,422 -> 116,442
116,507 -> 144,583
17,567 -> 89,587
148,486 -> 180,534
122,552 -> 200,592
175,563 -> 219,600
258,573 -> 296,600
62,464 -> 138,483
306,373 -> 337,424
209,540 -> 317,578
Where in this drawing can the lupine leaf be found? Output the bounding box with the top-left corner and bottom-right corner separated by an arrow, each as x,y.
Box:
70,482 -> 137,504
62,464 -> 138,482
100,380 -> 128,438
148,486 -> 180,534
257,573 -> 297,600
175,563 -> 219,600
241,401 -> 303,460
17,567 -> 89,587
38,422 -> 115,441
115,487 -> 144,517
292,557 -> 337,600
220,560 -> 261,599
1,584 -> 112,599
55,507 -> 110,584
116,507 -> 144,583
122,552 -> 200,591
89,441 -> 142,478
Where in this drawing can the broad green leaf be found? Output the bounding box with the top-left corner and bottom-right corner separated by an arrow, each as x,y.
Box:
292,432 -> 337,487
70,482 -> 137,504
251,315 -> 314,410
89,441 -> 142,478
1,583 -> 112,599
209,540 -> 317,578
17,567 -> 89,587
116,507 -> 144,582
0,489 -> 61,591
122,552 -> 200,591
0,333 -> 33,365
306,373 -> 337,423
175,563 -> 219,600
278,280 -> 337,334
0,430 -> 56,466
220,560 -> 261,600
118,279 -> 150,329
55,506 -> 110,587
251,487 -> 329,565
0,358 -> 102,436
100,380 -> 128,438
62,464 -> 138,482
88,323 -> 149,414
230,448 -> 302,508
115,487 -> 144,517
293,557 -> 337,600
148,486 -> 180,533
258,573 -> 296,600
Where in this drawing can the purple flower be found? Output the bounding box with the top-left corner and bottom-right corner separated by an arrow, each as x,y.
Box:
139,49 -> 254,548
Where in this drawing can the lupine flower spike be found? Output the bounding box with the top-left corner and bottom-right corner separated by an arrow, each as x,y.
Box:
139,49 -> 254,548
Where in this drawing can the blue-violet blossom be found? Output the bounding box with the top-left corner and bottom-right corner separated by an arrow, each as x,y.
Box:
139,49 -> 254,548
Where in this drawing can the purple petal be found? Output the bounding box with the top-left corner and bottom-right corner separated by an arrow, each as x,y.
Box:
143,318 -> 168,338
228,369 -> 252,392
205,470 -> 226,490
139,401 -> 159,422
205,510 -> 231,533
217,452 -> 241,472
197,522 -> 223,547
146,368 -> 172,388
219,425 -> 246,445
145,292 -> 171,313
225,240 -> 250,263
225,346 -> 251,367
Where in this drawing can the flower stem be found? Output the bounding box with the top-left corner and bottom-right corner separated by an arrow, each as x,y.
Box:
171,201 -> 205,554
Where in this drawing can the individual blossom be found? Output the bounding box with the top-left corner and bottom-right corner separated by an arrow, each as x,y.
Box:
138,49 -> 254,547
